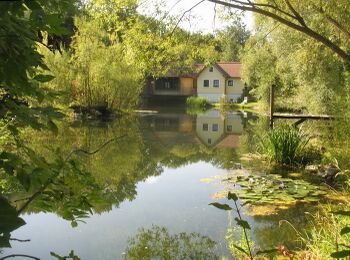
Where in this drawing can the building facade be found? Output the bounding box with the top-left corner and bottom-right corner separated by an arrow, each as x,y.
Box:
196,62 -> 245,103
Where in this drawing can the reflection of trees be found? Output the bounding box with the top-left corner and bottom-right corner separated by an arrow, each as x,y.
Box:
125,225 -> 218,259
0,113 -> 244,253
0,197 -> 26,249
144,141 -> 240,170
238,116 -> 268,155
17,116 -> 163,213
3,114 -> 242,226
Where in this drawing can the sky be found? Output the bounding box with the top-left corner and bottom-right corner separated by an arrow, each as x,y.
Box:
139,0 -> 254,33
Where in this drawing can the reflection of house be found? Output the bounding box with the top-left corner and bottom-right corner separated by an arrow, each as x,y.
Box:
141,110 -> 245,148
141,113 -> 201,147
149,114 -> 194,133
196,110 -> 244,147
196,110 -> 225,146
196,62 -> 245,103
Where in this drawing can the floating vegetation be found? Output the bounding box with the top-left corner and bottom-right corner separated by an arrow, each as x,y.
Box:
217,174 -> 329,205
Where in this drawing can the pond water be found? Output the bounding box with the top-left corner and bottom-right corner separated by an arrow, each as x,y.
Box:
1,107 -> 329,259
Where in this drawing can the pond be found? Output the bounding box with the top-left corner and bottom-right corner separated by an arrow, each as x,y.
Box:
0,107 -> 334,259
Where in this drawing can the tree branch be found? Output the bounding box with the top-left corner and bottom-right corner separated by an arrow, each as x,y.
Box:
228,0 -> 298,20
206,0 -> 350,64
170,0 -> 205,35
284,0 -> 306,27
325,15 -> 350,40
314,5 -> 350,40
16,135 -> 127,215
0,255 -> 39,260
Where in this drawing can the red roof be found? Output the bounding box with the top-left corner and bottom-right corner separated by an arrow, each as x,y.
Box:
216,62 -> 242,78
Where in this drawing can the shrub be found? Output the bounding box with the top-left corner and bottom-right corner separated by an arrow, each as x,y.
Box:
186,97 -> 210,109
259,124 -> 310,164
39,16 -> 143,113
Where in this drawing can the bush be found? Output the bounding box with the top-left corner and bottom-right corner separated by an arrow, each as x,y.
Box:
259,124 -> 310,164
186,97 -> 210,109
39,16 -> 143,113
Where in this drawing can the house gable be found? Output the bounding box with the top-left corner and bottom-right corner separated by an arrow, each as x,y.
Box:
196,64 -> 226,102
196,62 -> 244,103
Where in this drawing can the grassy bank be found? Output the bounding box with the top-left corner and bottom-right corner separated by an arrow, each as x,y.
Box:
212,101 -> 264,112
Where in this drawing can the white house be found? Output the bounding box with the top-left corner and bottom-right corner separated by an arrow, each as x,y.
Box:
196,62 -> 245,103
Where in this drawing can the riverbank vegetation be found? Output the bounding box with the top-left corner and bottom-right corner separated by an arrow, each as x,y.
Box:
186,97 -> 210,109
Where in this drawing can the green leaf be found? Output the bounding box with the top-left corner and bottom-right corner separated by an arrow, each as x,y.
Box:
209,202 -> 232,211
0,197 -> 26,234
235,218 -> 251,230
331,250 -> 350,258
47,120 -> 58,135
17,170 -> 31,191
340,227 -> 350,236
232,244 -> 249,256
332,211 -> 350,217
34,74 -> 55,83
228,192 -> 238,201
71,221 -> 78,228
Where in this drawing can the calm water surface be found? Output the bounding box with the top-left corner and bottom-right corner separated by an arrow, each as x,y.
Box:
1,108 -> 318,259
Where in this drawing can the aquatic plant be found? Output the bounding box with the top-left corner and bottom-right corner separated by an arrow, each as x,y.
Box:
290,204 -> 350,259
221,174 -> 328,205
210,192 -> 278,259
259,124 -> 310,164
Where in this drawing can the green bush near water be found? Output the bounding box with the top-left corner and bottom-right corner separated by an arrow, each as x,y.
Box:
259,124 -> 310,164
186,97 -> 210,109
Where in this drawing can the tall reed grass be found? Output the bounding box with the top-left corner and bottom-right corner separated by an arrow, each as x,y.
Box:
259,124 -> 310,164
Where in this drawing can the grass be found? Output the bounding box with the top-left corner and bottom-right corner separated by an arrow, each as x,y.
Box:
293,201 -> 350,259
186,97 -> 210,109
259,124 -> 310,164
213,101 -> 264,112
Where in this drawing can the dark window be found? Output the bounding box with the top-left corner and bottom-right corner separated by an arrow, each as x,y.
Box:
203,80 -> 209,87
213,80 -> 220,88
208,138 -> 212,144
155,77 -> 179,91
209,67 -> 214,72
203,123 -> 208,131
212,124 -> 218,132
227,125 -> 232,132
228,80 -> 234,86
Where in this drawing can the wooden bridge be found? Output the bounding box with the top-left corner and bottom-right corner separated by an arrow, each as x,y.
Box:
269,85 -> 335,128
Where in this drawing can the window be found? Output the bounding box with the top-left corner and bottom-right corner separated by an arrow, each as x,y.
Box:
203,80 -> 209,87
213,80 -> 220,88
155,78 -> 179,91
228,80 -> 234,87
208,138 -> 212,144
212,124 -> 218,132
203,123 -> 208,131
209,67 -> 214,72
227,125 -> 232,132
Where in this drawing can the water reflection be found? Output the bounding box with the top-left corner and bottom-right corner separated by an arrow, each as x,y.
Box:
196,110 -> 243,147
0,108 -> 323,259
125,225 -> 218,259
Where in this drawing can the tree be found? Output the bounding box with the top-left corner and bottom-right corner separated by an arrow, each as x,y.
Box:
217,19 -> 251,61
206,0 -> 350,65
123,15 -> 219,77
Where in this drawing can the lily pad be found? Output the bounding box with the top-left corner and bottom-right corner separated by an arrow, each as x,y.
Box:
222,174 -> 329,206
